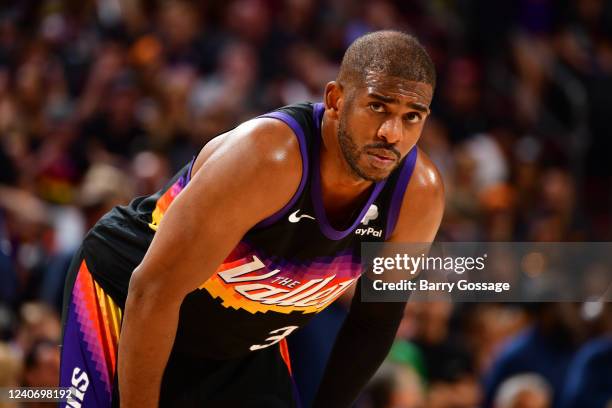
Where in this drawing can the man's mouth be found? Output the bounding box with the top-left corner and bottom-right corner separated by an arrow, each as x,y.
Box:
367,148 -> 398,162
366,149 -> 398,169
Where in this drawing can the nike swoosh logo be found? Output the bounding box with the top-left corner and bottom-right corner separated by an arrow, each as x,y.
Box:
288,210 -> 315,223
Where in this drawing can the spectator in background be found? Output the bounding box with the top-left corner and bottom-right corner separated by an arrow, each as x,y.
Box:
156,0 -> 205,68
482,303 -> 587,408
399,302 -> 482,408
80,72 -> 148,163
560,337 -> 612,408
21,339 -> 60,408
22,339 -> 60,388
360,361 -> 426,408
436,58 -> 486,143
462,304 -> 530,375
130,151 -> 171,197
0,187 -> 50,307
40,163 -> 134,310
13,303 -> 60,357
560,303 -> 612,408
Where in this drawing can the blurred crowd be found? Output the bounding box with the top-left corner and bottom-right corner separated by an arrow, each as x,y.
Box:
0,0 -> 610,407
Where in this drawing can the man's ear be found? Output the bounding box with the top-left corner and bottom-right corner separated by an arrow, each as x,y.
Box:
324,81 -> 343,120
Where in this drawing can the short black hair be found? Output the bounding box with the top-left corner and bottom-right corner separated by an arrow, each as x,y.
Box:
337,30 -> 436,90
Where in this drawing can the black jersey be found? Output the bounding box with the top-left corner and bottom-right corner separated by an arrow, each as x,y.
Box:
82,102 -> 417,359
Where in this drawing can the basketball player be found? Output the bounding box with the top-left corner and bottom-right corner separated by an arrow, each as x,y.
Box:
59,31 -> 444,407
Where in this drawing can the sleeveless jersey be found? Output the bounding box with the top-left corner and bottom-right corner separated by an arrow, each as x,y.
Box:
83,102 -> 417,359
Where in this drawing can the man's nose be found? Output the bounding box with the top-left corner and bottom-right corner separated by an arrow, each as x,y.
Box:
377,116 -> 402,144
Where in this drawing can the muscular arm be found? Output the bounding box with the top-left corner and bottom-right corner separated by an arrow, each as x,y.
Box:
312,149 -> 445,408
118,119 -> 302,407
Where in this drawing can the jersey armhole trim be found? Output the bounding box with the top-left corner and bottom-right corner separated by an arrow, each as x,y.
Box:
186,155 -> 196,182
253,111 -> 309,228
384,147 -> 418,240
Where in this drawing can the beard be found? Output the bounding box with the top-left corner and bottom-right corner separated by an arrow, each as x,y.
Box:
337,114 -> 401,182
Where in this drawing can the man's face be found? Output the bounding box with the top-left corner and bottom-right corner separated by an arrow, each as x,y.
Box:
337,73 -> 433,182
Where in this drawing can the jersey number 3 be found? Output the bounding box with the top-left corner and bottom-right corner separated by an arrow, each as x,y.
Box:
249,326 -> 298,351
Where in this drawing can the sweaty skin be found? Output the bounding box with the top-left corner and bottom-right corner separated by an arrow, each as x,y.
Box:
312,77 -> 443,407
319,75 -> 436,221
118,76 -> 444,407
363,71 -> 433,107
118,119 -> 303,407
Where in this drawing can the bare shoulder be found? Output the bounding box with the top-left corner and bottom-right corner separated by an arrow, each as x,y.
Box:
130,117 -> 306,300
188,117 -> 303,209
157,115 -> 306,238
407,147 -> 444,201
387,147 -> 445,242
192,117 -> 303,181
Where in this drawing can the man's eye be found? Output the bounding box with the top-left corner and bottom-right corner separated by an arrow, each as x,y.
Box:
405,112 -> 422,123
369,103 -> 385,113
